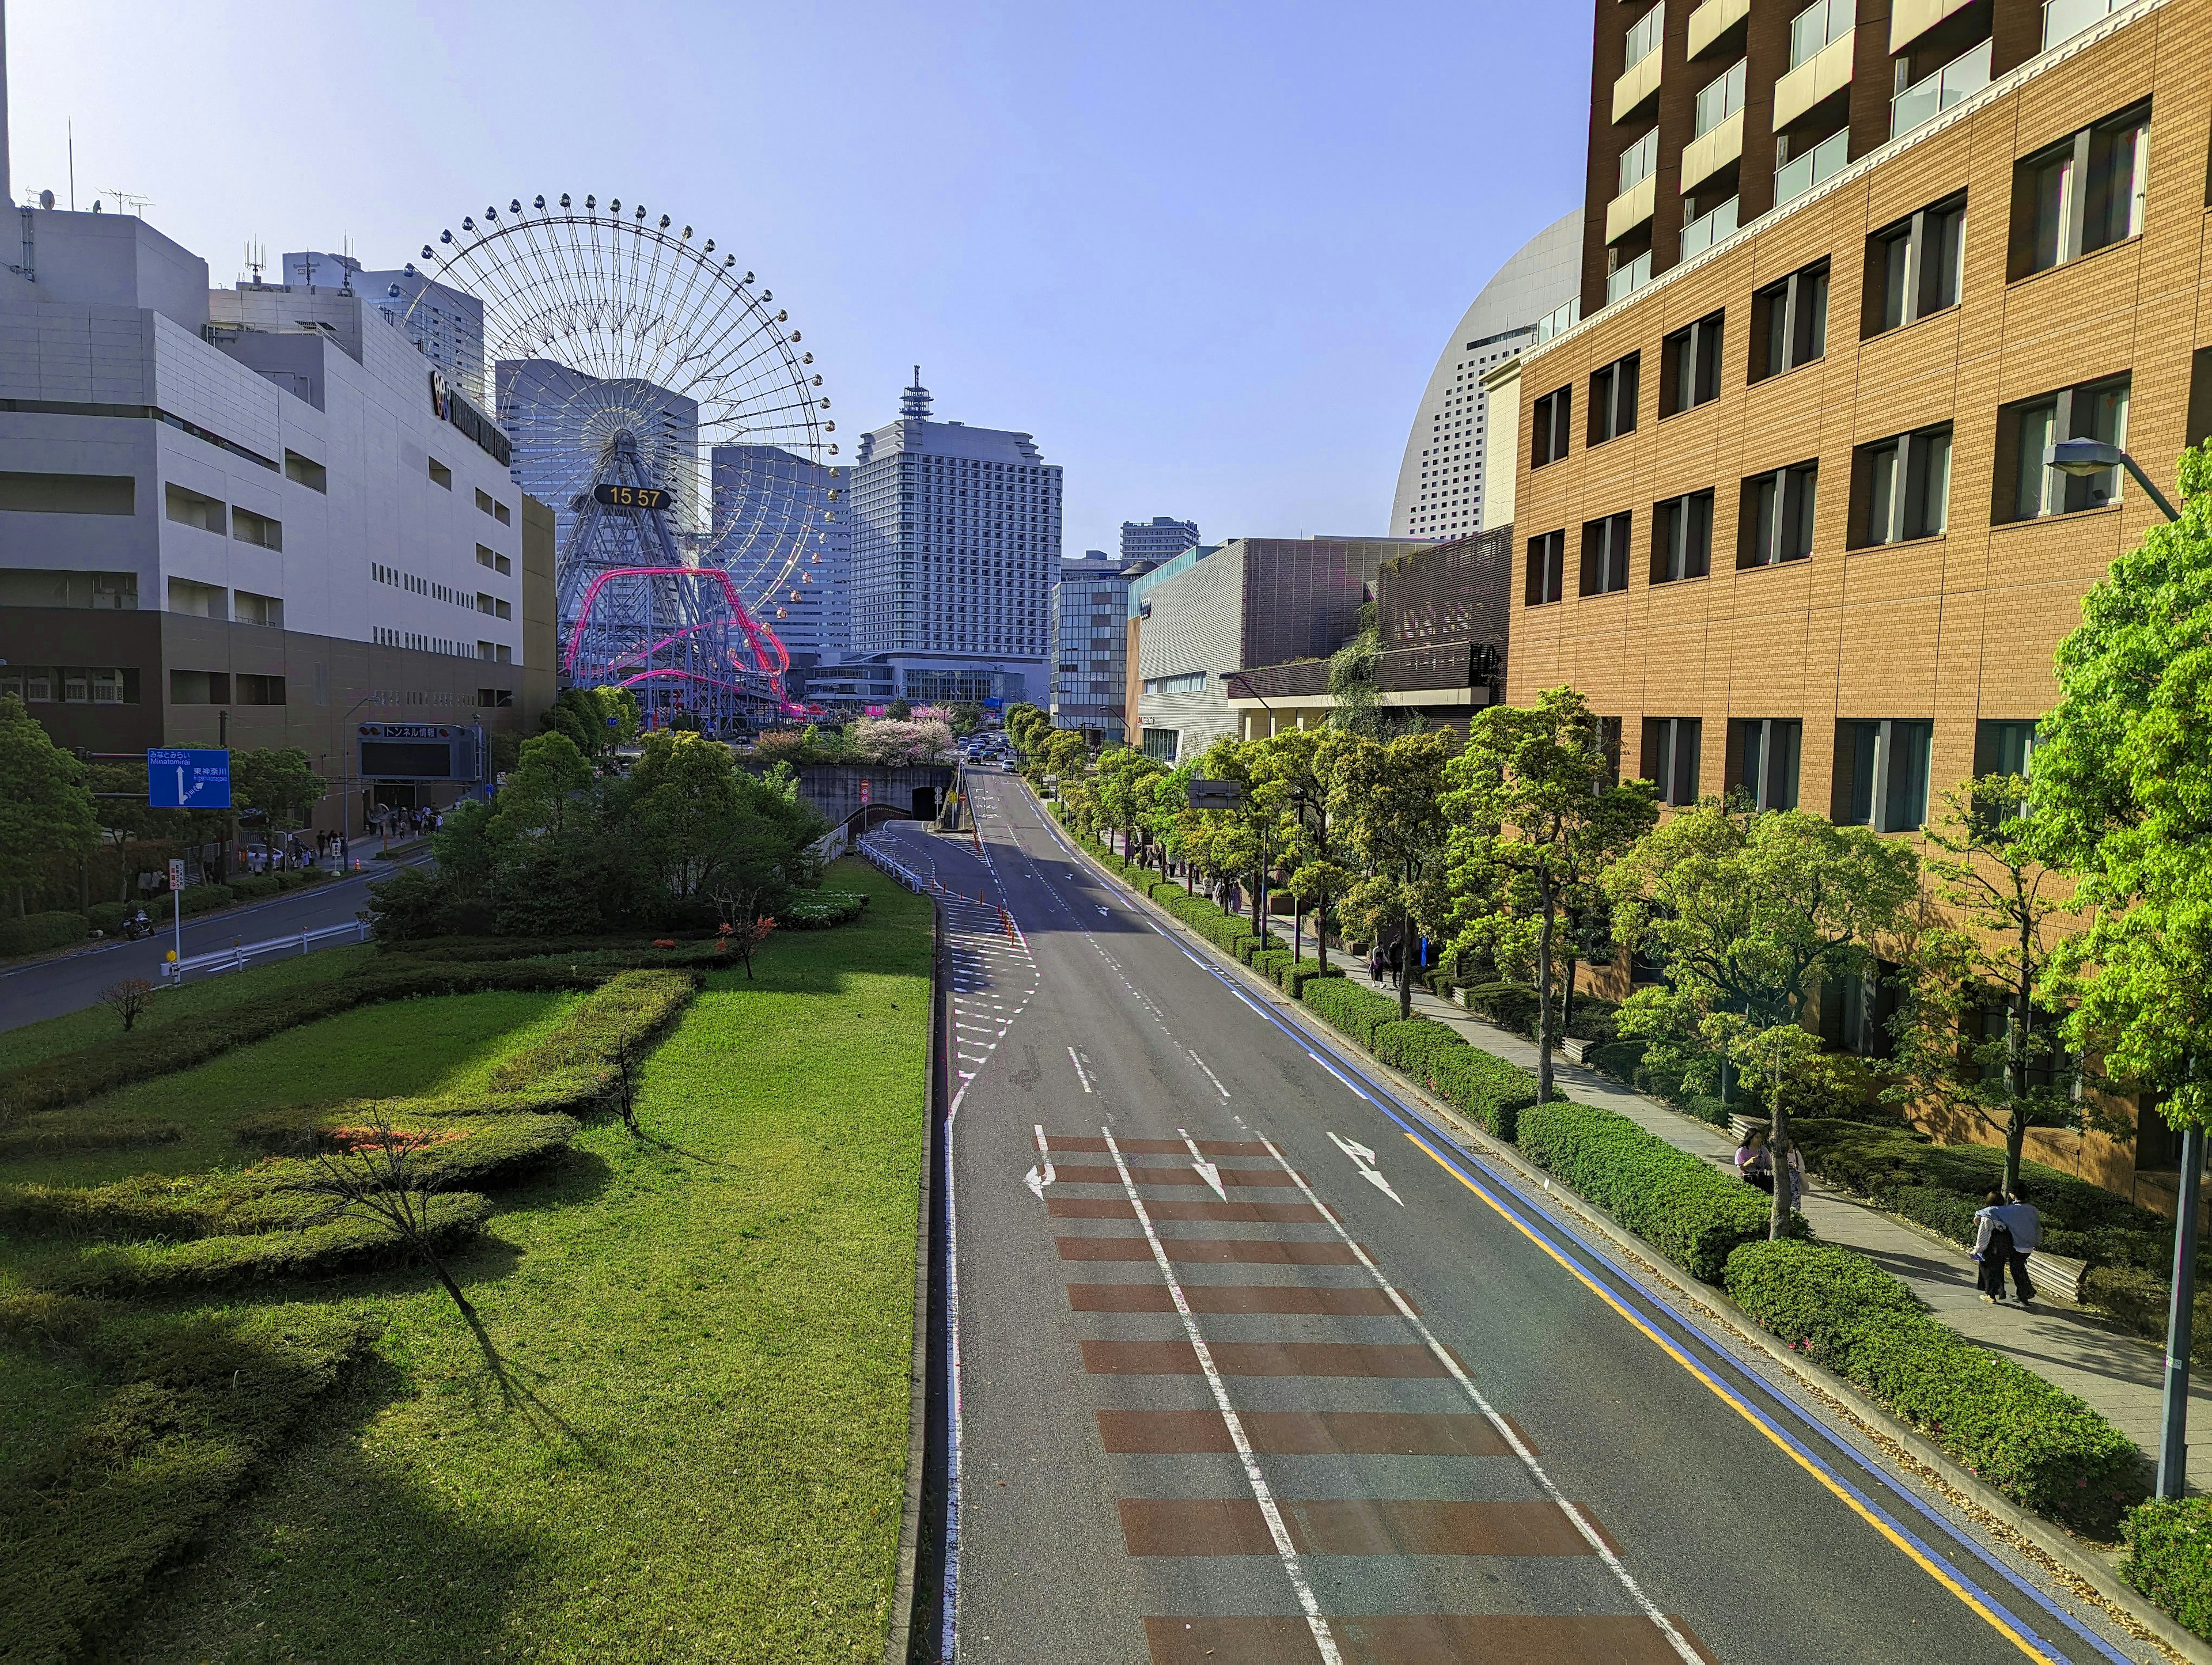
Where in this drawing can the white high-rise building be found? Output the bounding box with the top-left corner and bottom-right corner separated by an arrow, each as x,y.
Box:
282,251 -> 485,401
495,359 -> 700,566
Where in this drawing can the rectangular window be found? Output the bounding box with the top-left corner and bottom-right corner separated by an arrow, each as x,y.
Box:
1695,59 -> 1748,139
284,451 -> 328,492
164,483 -> 226,534
1652,491 -> 1714,583
1863,195 -> 1966,336
1618,127 -> 1660,196
429,457 -> 453,489
233,589 -> 285,628
1661,313 -> 1724,415
0,471 -> 135,514
1643,716 -> 1703,806
1851,423 -> 1952,546
1975,718 -> 2041,779
1581,512 -> 1634,596
2011,101 -> 2150,279
232,507 -> 283,551
236,673 -> 286,706
1588,353 -> 1641,444
1141,727 -> 1180,763
1739,461 -> 1819,567
478,687 -> 516,708
495,598 -> 512,620
1730,718 -> 1802,810
1751,260 -> 1829,382
1532,385 -> 1573,466
1835,718 -> 1934,831
1141,670 -> 1207,695
1525,529 -> 1567,605
1995,373 -> 2130,522
1788,0 -> 1854,69
166,577 -> 228,619
1625,0 -> 1665,67
169,669 -> 233,705
1821,959 -> 1902,1057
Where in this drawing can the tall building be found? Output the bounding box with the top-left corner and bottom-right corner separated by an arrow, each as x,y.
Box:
282,251 -> 485,401
0,210 -> 552,826
845,369 -> 1061,700
1496,0 -> 2200,1211
1119,516 -> 1200,564
495,360 -> 700,571
1391,211 -> 1582,542
1050,549 -> 1153,742
709,444 -> 851,667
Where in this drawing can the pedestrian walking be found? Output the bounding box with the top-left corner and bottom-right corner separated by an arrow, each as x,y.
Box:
1368,946 -> 1384,984
1736,1128 -> 1774,1194
1997,1183 -> 2040,1306
1973,1189 -> 2019,1303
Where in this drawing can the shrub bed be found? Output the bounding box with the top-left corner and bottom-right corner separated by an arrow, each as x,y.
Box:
0,910 -> 90,958
1518,1100 -> 1793,1281
2123,1498 -> 2212,1638
779,889 -> 868,929
1726,1239 -> 2145,1535
0,1116 -> 185,1160
179,883 -> 235,917
487,969 -> 695,1097
1300,977 -> 1402,1050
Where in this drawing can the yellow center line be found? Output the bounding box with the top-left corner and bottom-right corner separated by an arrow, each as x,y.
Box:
1400,1128 -> 2053,1664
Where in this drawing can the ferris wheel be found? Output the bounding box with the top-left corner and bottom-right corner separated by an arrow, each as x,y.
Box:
403,193 -> 838,725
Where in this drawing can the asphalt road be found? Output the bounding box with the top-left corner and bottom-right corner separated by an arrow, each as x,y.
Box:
0,859 -> 413,1035
876,773 -> 2150,1665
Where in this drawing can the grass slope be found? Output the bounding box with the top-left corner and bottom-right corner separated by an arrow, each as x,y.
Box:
115,860 -> 931,1663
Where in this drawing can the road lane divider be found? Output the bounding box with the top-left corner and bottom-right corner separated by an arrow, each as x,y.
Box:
1068,1046 -> 1094,1094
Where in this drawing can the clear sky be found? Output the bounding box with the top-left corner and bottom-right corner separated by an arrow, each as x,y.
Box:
7,0 -> 1594,559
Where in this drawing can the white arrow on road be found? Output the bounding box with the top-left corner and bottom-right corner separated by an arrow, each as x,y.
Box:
1178,1125 -> 1227,1200
1328,1129 -> 1402,1204
1024,1123 -> 1056,1200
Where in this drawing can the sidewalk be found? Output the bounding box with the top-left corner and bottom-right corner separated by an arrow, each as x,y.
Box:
1319,940 -> 2212,1491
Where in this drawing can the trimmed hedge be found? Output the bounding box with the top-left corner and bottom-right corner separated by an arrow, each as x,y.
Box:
487,969 -> 695,1096
1519,1099 -> 1794,1281
2124,1499 -> 2212,1638
1726,1239 -> 2145,1535
0,1117 -> 185,1161
0,911 -> 89,958
179,883 -> 235,917
1300,977 -> 1402,1049
779,889 -> 868,930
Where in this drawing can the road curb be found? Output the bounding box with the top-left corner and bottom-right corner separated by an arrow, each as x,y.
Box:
1042,797 -> 2207,1665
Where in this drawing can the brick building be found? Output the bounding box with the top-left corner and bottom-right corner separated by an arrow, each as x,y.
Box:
1492,0 -> 2209,1209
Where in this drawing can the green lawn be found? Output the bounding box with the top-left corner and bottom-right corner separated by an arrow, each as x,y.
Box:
73,859 -> 933,1663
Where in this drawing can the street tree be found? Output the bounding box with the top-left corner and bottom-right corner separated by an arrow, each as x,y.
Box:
1340,729 -> 1459,1018
1094,747 -> 1168,866
1252,726 -> 1359,966
1605,802 -> 1919,1239
0,693 -> 97,915
1194,735 -> 1278,936
233,748 -> 325,830
1445,687 -> 1656,1107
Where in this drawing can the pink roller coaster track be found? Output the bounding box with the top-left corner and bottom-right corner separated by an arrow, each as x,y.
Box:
562,565 -> 811,716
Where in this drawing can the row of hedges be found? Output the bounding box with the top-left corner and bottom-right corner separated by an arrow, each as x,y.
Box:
779,889 -> 869,930
2,874 -> 341,960
0,911 -> 90,957
1459,981 -> 1621,1046
1726,1239 -> 2144,1536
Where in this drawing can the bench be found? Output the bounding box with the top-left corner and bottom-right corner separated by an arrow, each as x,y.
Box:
1561,1037 -> 1592,1064
1728,1113 -> 1763,1146
2026,1250 -> 2090,1303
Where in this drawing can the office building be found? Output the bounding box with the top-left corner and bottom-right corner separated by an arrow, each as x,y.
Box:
1119,516 -> 1200,564
710,443 -> 851,668
283,251 -> 485,400
1499,0 -> 2199,1210
1051,549 -> 1154,742
1126,536 -> 1427,761
1392,211 -> 1584,542
844,369 -> 1060,701
0,210 -> 552,826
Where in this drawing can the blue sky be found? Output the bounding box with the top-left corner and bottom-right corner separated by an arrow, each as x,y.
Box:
9,0 -> 1594,557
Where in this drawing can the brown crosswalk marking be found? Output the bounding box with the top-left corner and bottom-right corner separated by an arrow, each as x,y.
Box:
1048,1197 -> 1328,1222
1099,1409 -> 1521,1455
1082,1340 -> 1461,1377
1050,1163 -> 1303,1188
1121,1497 -> 1598,1557
1055,1237 -> 1360,1265
1142,1613 -> 1714,1664
1054,1137 -> 1272,1155
1066,1283 -> 1407,1315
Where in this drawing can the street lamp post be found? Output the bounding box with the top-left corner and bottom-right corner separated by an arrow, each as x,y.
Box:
2049,437 -> 2196,1496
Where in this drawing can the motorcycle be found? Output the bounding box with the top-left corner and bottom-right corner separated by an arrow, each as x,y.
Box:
122,912 -> 154,941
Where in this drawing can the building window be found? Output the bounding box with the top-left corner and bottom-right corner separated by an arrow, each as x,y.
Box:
1836,719 -> 1934,831
1751,260 -> 1829,382
164,483 -> 226,534
1851,423 -> 1952,546
169,669 -> 232,706
0,471 -> 136,514
1695,58 -> 1748,139
1624,0 -> 1665,68
429,457 -> 453,489
1643,716 -> 1703,806
1532,385 -> 1573,467
236,673 -> 286,706
1581,513 -> 1633,596
1975,718 -> 2041,779
1618,127 -> 1660,197
233,589 -> 285,628
2011,101 -> 2150,279
285,451 -> 328,492
1142,671 -> 1206,695
1653,491 -> 1714,583
232,507 -> 283,551
1589,354 -> 1640,445
1739,461 -> 1818,567
167,577 -> 228,620
1141,727 -> 1180,762
1863,194 -> 1965,336
1788,0 -> 1854,69
1525,529 -> 1567,606
1661,313 -> 1723,415
1995,373 -> 2130,522
1821,960 -> 1903,1057
1730,718 -> 1802,810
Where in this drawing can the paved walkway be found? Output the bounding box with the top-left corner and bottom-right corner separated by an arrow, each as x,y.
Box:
1312,940 -> 2212,1490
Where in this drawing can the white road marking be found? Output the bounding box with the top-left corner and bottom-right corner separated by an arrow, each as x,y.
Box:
1024,1124 -> 1056,1199
1103,1128 -> 1341,1665
1255,1135 -> 1703,1665
1177,1125 -> 1227,1200
1187,1049 -> 1232,1101
1067,1046 -> 1094,1094
1328,1130 -> 1403,1205
1304,1048 -> 1376,1103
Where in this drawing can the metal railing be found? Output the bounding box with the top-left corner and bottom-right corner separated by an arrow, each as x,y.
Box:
859,835 -> 931,894
1775,127 -> 1850,205
1891,37 -> 1991,137
161,917 -> 372,984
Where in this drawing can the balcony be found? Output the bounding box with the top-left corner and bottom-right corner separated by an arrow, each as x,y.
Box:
1773,26 -> 1855,131
1681,195 -> 1740,259
1775,127 -> 1850,204
1607,250 -> 1655,305
1681,102 -> 1745,192
1889,0 -> 1974,50
1613,43 -> 1665,122
1890,37 -> 1991,136
1607,172 -> 1658,242
2043,0 -> 2126,47
1687,0 -> 1749,58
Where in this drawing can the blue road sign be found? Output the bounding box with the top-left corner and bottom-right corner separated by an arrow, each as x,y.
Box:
147,748 -> 232,810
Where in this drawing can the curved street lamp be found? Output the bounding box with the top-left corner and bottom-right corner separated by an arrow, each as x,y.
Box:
2046,437 -> 2181,522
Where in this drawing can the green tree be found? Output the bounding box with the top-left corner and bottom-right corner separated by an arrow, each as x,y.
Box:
1193,735 -> 1278,937
0,694 -> 97,914
1340,729 -> 1459,1018
948,703 -> 984,738
1327,602 -> 1391,740
233,748 -> 325,829
1094,746 -> 1168,866
1446,688 -> 1656,1106
1252,726 -> 1359,965
1606,803 -> 1919,1239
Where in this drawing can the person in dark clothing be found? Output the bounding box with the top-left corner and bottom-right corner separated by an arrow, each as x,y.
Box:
1972,1189 -> 2018,1302
1997,1182 -> 2040,1306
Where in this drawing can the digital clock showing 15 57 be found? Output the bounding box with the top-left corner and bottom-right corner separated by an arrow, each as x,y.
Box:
593,484 -> 671,510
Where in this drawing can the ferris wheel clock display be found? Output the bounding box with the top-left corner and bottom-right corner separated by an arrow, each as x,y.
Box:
407,194 -> 837,727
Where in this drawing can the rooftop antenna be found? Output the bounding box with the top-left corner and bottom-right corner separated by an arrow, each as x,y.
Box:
99,186 -> 151,217
244,241 -> 265,286
339,234 -> 354,293
66,118 -> 73,211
